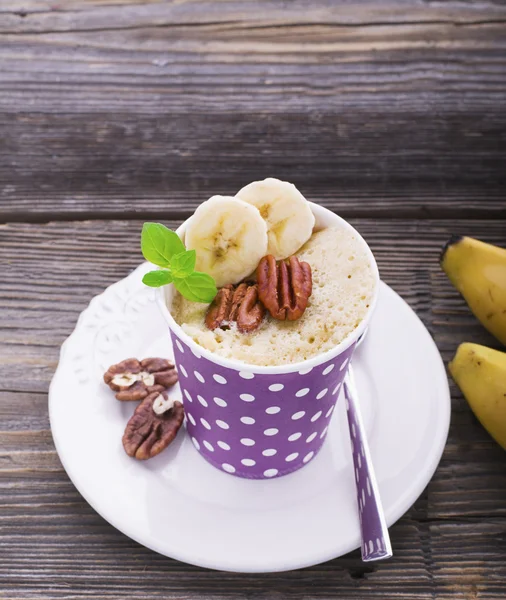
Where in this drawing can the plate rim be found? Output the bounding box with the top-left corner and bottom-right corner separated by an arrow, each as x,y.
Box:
49,268 -> 451,573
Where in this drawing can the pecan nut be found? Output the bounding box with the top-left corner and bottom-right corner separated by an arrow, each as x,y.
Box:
256,254 -> 312,321
205,282 -> 265,333
103,357 -> 178,401
122,390 -> 184,460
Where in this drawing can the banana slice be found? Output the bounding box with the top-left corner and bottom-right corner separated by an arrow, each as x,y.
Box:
236,178 -> 315,260
185,195 -> 268,288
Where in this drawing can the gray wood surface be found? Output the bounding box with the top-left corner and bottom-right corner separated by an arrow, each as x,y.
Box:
1,1 -> 505,598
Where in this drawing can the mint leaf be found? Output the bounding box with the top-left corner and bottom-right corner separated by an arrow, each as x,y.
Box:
174,271 -> 217,303
140,223 -> 218,303
170,249 -> 196,279
141,223 -> 185,267
142,270 -> 173,288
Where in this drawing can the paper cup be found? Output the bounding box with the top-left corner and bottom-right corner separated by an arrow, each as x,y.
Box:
156,203 -> 379,479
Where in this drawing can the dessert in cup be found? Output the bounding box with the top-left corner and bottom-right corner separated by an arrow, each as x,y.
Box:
136,177 -> 379,478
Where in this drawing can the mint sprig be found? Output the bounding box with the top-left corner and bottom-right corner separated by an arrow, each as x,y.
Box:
170,249 -> 196,279
141,223 -> 185,267
142,270 -> 173,287
141,223 -> 217,304
173,272 -> 217,303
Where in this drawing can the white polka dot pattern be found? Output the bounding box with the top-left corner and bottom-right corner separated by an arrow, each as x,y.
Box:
298,366 -> 313,375
343,373 -> 392,561
268,383 -> 284,392
170,331 -> 356,480
264,428 -> 279,436
295,387 -> 310,398
239,371 -> 255,379
264,469 -> 278,477
240,393 -> 255,402
303,451 -> 314,463
311,410 -> 322,422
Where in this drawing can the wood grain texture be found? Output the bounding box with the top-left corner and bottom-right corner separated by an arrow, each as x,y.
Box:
0,0 -> 505,219
1,0 -> 506,597
1,110 -> 505,221
1,218 -> 506,599
3,218 -> 506,393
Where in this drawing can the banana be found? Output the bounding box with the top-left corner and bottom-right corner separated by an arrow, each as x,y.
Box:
449,343 -> 506,450
441,236 -> 506,345
185,195 -> 268,288
236,178 -> 315,260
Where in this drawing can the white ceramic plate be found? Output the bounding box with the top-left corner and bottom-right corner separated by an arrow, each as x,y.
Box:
49,264 -> 450,573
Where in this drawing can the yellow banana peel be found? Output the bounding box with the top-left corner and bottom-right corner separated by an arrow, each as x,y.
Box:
441,236 -> 506,345
449,343 -> 506,450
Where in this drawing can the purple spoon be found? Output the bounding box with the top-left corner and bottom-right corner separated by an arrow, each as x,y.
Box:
343,352 -> 393,562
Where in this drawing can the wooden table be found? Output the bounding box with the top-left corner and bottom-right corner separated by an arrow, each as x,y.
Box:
1,1 -> 505,598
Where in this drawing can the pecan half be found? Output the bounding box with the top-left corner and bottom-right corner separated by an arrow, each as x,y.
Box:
257,254 -> 312,321
205,282 -> 265,333
103,357 -> 178,401
122,390 -> 184,460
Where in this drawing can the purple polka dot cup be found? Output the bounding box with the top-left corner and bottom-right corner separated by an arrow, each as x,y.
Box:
156,203 -> 379,479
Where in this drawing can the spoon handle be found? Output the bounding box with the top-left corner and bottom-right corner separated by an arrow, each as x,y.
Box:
343,366 -> 393,562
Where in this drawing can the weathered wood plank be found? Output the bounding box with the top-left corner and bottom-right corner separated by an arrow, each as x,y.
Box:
0,492 -> 505,597
1,218 -> 506,585
1,391 -> 505,520
0,2 -> 504,220
0,514 -> 505,599
0,111 -> 505,220
1,2 -> 505,596
2,1 -> 506,33
2,218 -> 506,393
